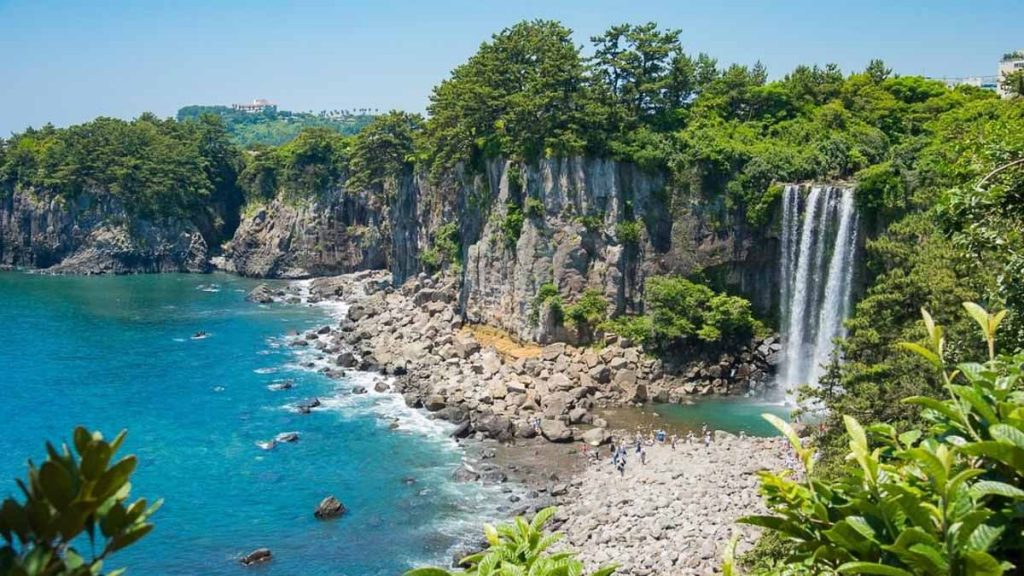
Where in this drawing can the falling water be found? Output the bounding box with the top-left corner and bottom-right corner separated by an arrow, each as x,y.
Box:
778,184 -> 859,395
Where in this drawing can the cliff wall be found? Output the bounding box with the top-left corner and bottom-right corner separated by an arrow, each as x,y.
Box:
0,187 -> 210,274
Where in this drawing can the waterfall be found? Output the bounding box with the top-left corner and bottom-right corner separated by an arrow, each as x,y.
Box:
778,184 -> 858,395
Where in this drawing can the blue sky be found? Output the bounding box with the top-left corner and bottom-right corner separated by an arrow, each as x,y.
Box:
0,0 -> 1018,135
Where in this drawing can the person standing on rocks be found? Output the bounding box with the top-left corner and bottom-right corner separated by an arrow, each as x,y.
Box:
640,447 -> 647,465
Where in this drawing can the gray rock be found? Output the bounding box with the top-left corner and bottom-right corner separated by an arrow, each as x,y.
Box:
424,394 -> 446,411
240,548 -> 273,566
246,284 -> 275,304
581,427 -> 610,446
314,496 -> 347,520
540,419 -> 573,443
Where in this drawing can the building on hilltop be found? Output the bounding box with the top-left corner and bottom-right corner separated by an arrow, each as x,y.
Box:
231,98 -> 277,113
941,75 -> 999,91
998,51 -> 1024,98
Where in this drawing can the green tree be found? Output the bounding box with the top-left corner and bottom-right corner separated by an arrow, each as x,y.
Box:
1000,70 -> 1024,99
424,20 -> 592,175
0,428 -> 160,576
347,111 -> 423,197
589,22 -> 694,128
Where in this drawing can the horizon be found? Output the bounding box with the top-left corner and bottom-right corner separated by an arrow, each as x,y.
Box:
1,0 -> 1020,136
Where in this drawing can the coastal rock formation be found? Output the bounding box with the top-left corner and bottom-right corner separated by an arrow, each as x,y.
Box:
221,193 -> 389,279
0,189 -> 211,274
295,271 -> 777,448
223,158 -> 786,342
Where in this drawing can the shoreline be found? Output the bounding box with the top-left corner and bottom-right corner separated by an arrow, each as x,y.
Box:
262,270 -> 791,575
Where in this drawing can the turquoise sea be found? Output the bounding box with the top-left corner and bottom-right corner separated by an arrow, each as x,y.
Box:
0,272 -> 499,576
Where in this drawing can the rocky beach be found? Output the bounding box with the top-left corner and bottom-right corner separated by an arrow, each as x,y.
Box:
257,270 -> 791,575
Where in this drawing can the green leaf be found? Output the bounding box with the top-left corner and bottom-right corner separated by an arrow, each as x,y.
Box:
93,456 -> 137,501
762,414 -> 802,456
897,342 -> 940,368
988,424 -> 1024,448
38,461 -> 75,510
969,480 -> 1024,500
403,569 -> 454,576
837,561 -> 914,575
963,302 -> 991,341
959,441 -> 1024,471
963,550 -> 1005,576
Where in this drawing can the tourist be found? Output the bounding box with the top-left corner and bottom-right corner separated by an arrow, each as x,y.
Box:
670,434 -> 678,450
640,448 -> 647,465
703,431 -> 711,448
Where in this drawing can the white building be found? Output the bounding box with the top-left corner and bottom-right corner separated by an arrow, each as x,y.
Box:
999,51 -> 1024,97
231,98 -> 277,113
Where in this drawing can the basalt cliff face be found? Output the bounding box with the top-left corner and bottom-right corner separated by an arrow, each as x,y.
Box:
0,187 -> 210,274
1,158 -> 785,341
223,157 -> 783,341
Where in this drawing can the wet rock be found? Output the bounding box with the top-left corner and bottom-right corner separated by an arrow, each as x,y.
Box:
452,464 -> 480,482
246,284 -> 275,304
275,432 -> 300,443
374,380 -> 390,393
240,548 -> 272,566
314,496 -> 347,520
335,351 -> 357,367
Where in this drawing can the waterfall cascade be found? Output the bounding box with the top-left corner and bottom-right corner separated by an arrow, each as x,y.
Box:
777,184 -> 859,395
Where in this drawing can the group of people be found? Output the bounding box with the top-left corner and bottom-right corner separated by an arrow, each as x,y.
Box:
595,423 -> 722,477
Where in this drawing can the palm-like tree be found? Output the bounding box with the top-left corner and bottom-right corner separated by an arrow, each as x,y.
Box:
405,507 -> 616,576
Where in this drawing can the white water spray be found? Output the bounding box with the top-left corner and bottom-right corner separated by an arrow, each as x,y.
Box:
777,184 -> 858,395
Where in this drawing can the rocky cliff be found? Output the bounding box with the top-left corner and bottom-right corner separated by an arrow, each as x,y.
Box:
0,188 -> 210,274
224,157 -> 783,341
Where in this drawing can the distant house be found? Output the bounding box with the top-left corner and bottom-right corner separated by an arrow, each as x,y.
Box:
231,99 -> 278,113
999,51 -> 1024,98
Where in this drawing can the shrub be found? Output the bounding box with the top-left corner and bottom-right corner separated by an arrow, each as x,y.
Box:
576,213 -> 604,233
500,202 -> 525,249
743,304 -> 1024,575
565,289 -> 610,342
404,507 -> 617,576
614,220 -> 643,245
529,282 -> 563,327
525,196 -> 545,219
0,427 -> 160,576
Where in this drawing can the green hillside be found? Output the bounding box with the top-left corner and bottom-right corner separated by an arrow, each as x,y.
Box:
175,105 -> 376,147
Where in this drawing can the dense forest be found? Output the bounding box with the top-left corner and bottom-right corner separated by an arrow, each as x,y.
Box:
176,105 -> 377,146
1,19 -> 1023,573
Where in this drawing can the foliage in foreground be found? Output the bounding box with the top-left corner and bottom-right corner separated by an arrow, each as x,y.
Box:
742,304 -> 1024,575
405,507 -> 616,576
0,428 -> 159,576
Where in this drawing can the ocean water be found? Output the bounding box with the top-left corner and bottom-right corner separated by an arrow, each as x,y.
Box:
0,272 -> 499,576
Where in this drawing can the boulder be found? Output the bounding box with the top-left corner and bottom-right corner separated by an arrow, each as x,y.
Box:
452,464 -> 480,482
240,548 -> 273,566
581,427 -> 610,446
424,394 -> 447,411
374,380 -> 390,393
542,342 -> 567,361
474,414 -> 514,441
587,365 -> 611,384
351,385 -> 367,394
314,496 -> 347,520
453,333 -> 481,359
335,351 -> 357,368
246,284 -> 275,304
540,419 -> 573,443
